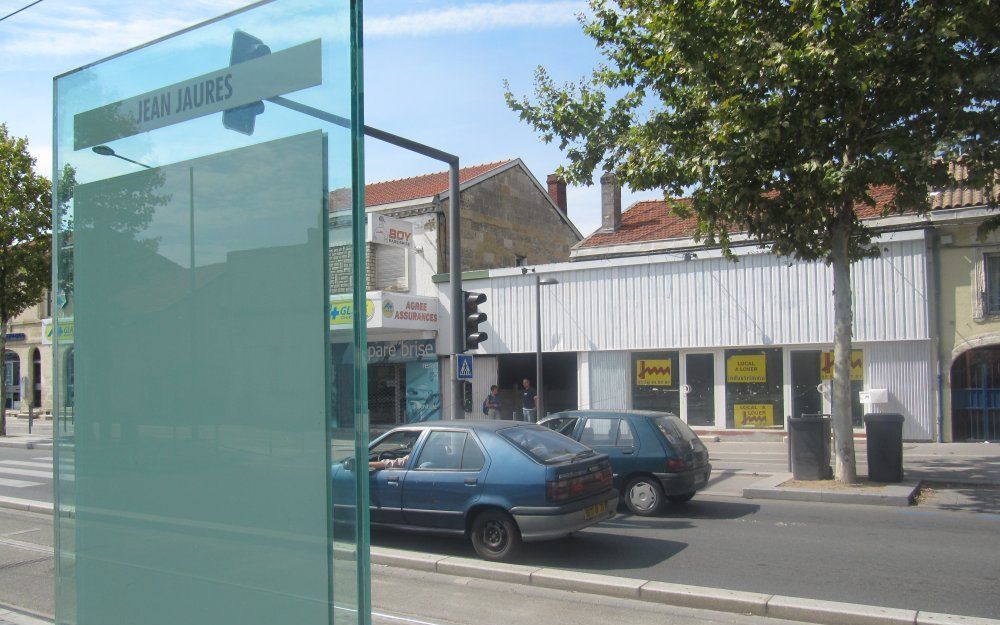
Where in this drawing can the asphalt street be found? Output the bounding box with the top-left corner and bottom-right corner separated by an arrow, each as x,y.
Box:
0,443 -> 996,619
372,494 -> 1000,619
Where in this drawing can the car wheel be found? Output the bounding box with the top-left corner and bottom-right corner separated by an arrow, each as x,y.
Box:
470,509 -> 522,561
624,476 -> 664,516
667,491 -> 696,504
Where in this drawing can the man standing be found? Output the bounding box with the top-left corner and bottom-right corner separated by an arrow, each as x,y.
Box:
521,378 -> 538,423
483,385 -> 502,419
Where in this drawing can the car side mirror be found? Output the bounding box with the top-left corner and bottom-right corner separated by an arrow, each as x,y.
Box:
343,457 -> 356,472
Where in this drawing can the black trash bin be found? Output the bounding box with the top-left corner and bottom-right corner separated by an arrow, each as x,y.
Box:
864,413 -> 904,483
788,414 -> 832,480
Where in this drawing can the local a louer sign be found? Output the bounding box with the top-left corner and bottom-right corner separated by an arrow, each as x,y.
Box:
73,39 -> 321,150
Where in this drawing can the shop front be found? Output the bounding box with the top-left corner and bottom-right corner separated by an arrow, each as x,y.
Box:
330,291 -> 441,431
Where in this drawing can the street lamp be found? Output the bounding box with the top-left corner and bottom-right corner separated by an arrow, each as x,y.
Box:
91,145 -> 152,169
536,274 -> 559,420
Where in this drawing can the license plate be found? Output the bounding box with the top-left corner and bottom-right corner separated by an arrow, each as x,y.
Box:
584,501 -> 607,520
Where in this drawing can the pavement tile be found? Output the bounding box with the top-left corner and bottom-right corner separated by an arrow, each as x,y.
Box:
767,595 -> 918,625
370,546 -> 443,572
435,555 -> 539,584
916,612 -> 1000,625
640,580 -> 770,616
530,568 -> 645,599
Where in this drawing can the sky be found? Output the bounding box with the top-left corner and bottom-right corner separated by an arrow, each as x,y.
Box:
0,0 -> 658,236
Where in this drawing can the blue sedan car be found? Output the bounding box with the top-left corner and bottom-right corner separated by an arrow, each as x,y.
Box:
541,411 -> 711,516
332,421 -> 618,561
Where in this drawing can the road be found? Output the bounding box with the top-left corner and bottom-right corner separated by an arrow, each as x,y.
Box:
0,447 -> 52,508
0,444 -> 997,619
0,508 -> 817,625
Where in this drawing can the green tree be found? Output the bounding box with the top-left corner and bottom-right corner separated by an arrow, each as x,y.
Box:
0,124 -> 52,436
507,1 -> 998,481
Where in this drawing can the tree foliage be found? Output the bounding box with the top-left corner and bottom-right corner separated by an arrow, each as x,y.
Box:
0,124 -> 52,435
507,0 -> 998,257
506,0 -> 998,480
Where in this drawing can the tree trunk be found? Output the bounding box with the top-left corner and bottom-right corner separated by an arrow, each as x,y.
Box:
830,211 -> 857,483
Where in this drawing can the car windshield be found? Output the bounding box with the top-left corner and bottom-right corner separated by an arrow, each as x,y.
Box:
499,426 -> 592,464
654,415 -> 699,448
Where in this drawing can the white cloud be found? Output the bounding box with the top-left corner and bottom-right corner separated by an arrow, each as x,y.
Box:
366,1 -> 587,38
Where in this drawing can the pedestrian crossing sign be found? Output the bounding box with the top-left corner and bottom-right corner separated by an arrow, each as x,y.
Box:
457,354 -> 474,380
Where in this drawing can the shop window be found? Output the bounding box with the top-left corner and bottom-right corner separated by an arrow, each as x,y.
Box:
3,351 -> 20,410
685,353 -> 715,426
631,351 -> 680,414
724,348 -> 783,429
791,351 -> 823,418
986,254 -> 1000,316
32,349 -> 41,408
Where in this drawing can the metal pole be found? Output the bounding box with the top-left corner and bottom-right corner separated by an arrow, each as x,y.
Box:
535,273 -> 543,421
449,162 -> 463,419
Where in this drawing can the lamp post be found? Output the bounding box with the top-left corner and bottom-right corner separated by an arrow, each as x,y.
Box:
536,275 -> 559,420
92,145 -> 152,169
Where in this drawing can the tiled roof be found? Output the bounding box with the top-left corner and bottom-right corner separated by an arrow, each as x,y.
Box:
580,182 -> 994,249
363,160 -> 513,207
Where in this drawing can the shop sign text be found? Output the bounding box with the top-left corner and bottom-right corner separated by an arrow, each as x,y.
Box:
734,403 -> 774,428
726,355 -> 767,383
820,350 -> 864,381
635,359 -> 673,386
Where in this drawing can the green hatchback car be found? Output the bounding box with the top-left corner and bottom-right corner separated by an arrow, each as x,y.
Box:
540,411 -> 712,516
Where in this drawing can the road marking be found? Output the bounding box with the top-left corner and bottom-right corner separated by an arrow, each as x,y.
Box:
0,461 -> 52,470
0,468 -> 50,479
31,458 -> 52,462
0,537 -> 53,555
0,478 -> 43,489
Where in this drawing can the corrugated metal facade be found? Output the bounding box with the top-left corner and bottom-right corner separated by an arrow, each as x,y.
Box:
469,233 -> 931,355
864,340 -> 938,441
467,356 -> 499,421
586,351 -> 630,410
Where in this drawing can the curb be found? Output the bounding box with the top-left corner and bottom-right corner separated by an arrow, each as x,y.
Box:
742,473 -> 919,507
370,547 -> 1000,625
0,497 -> 52,515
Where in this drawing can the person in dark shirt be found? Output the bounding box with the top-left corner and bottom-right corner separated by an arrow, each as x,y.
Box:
521,378 -> 538,422
483,384 -> 502,419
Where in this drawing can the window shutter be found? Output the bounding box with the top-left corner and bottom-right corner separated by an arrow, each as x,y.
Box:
375,245 -> 407,291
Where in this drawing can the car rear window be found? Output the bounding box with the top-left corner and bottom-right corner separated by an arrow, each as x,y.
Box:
499,426 -> 592,464
654,415 -> 700,448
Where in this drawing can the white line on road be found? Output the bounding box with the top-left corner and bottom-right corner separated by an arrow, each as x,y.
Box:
30,458 -> 51,462
0,462 -> 51,470
0,537 -> 52,555
0,468 -> 50,479
0,478 -> 43,489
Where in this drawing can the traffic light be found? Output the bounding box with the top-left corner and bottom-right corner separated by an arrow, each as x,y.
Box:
222,30 -> 270,135
462,381 -> 473,413
463,291 -> 488,352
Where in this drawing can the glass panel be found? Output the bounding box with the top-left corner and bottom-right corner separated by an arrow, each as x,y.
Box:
684,353 -> 715,426
617,419 -> 636,447
498,426 -> 591,464
461,436 -> 486,471
581,418 -> 618,446
987,254 -> 1000,315
724,348 -> 784,429
52,2 -> 366,624
416,431 -> 466,470
791,351 -> 824,418
632,351 -> 680,414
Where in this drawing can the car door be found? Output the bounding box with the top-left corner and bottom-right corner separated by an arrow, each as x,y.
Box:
368,429 -> 422,525
401,430 -> 488,530
577,416 -> 641,489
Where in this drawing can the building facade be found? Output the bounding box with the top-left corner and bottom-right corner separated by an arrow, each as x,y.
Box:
439,174 -> 997,442
329,159 -> 582,431
3,295 -> 56,418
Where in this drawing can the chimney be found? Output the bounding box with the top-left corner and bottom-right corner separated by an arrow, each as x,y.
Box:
600,172 -> 621,233
546,173 -> 567,214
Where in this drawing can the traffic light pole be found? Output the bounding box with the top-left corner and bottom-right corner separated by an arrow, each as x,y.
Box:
266,96 -> 465,419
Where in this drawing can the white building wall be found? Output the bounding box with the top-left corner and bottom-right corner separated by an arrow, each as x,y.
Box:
864,340 -> 938,441
455,232 -> 931,355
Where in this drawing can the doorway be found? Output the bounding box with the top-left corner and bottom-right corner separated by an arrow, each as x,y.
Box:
952,347 -> 1000,441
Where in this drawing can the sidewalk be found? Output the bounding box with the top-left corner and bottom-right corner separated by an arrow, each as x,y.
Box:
705,439 -> 1000,511
0,418 -> 52,450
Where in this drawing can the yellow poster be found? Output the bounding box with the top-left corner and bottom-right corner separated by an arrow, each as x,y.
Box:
330,297 -> 374,326
820,350 -> 864,381
734,404 -> 774,429
726,355 -> 767,383
635,359 -> 673,386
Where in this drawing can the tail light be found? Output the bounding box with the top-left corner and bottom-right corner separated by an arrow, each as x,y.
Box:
547,463 -> 613,503
666,458 -> 686,472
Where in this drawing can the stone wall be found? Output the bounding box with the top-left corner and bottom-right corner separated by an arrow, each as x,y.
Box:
329,243 -> 376,294
456,166 -> 579,271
